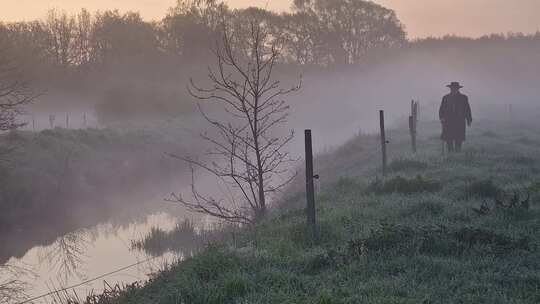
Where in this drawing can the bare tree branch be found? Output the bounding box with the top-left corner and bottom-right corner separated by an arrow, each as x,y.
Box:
170,16 -> 301,223
0,37 -> 39,132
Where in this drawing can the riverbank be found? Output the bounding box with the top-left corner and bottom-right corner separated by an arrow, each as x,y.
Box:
89,118 -> 540,304
0,125 -> 191,264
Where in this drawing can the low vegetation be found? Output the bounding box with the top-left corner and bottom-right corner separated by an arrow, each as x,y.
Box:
366,175 -> 442,195
67,119 -> 540,303
388,158 -> 429,172
465,179 -> 503,199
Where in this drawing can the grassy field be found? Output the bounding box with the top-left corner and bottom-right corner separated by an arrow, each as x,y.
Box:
92,118 -> 540,303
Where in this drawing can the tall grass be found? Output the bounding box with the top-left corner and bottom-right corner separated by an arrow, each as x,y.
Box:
131,220 -> 239,258
131,221 -> 200,257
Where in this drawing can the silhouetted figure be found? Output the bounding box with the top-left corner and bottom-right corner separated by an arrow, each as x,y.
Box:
439,82 -> 472,152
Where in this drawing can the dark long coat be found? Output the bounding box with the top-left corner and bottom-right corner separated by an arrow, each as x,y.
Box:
439,92 -> 472,141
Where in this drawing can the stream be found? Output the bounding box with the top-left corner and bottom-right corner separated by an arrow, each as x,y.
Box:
2,210 -> 190,304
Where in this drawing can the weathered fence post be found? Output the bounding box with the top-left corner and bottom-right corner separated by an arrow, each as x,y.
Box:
379,110 -> 388,176
32,116 -> 35,132
409,100 -> 418,153
305,129 -> 318,243
49,114 -> 55,129
83,113 -> 87,128
65,113 -> 69,129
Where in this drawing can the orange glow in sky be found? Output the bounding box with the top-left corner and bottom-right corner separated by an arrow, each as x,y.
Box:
1,0 -> 540,38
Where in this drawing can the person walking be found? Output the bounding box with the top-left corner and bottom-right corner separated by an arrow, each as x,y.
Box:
439,82 -> 472,152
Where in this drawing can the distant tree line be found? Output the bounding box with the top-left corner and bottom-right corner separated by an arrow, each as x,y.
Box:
1,0 -> 540,122
0,0 -> 406,72
0,32 -> 37,134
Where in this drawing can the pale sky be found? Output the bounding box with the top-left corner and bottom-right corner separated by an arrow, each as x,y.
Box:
1,0 -> 540,38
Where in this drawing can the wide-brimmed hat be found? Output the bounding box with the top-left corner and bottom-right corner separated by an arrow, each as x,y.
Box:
446,82 -> 463,88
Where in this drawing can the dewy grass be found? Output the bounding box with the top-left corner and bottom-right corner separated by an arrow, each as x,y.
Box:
465,179 -> 503,199
388,158 -> 429,172
366,175 -> 442,195
352,223 -> 531,257
85,119 -> 540,304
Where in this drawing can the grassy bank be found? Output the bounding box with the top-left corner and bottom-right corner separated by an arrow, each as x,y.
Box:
85,119 -> 540,303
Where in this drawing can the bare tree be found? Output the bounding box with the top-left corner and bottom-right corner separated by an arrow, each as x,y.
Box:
38,230 -> 89,283
291,0 -> 406,65
43,9 -> 77,67
0,41 -> 36,131
73,9 -> 95,67
169,18 -> 300,224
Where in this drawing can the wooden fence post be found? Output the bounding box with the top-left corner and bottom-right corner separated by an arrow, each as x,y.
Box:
379,110 -> 388,175
65,113 -> 69,129
305,129 -> 318,243
49,115 -> 55,129
409,100 -> 418,153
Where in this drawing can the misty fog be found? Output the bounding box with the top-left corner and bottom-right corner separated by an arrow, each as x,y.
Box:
2,0 -> 540,303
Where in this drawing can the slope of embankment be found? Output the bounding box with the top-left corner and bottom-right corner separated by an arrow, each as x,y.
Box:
87,118 -> 540,304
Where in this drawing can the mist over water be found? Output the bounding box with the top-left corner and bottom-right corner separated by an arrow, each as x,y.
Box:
7,213 -> 179,303
2,1 -> 540,303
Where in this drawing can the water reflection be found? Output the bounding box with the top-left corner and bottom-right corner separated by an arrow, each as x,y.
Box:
4,213 -> 180,304
0,264 -> 35,303
130,219 -> 239,261
38,230 -> 90,283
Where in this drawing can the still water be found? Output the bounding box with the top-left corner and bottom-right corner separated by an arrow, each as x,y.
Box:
4,212 -> 182,303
